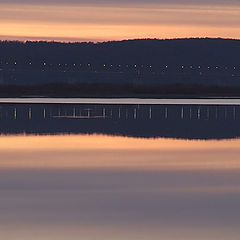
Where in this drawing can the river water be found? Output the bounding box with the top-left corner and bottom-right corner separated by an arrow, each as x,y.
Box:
0,101 -> 239,240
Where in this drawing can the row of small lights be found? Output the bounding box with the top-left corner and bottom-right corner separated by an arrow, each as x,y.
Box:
0,62 -> 240,70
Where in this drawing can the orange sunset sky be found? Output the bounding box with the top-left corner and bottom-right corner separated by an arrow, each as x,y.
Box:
0,0 -> 240,42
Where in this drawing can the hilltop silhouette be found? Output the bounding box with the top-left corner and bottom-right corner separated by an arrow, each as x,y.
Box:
0,38 -> 240,97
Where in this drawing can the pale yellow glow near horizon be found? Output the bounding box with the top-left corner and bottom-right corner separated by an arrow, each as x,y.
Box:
1,22 -> 240,42
0,134 -> 240,171
0,3 -> 240,42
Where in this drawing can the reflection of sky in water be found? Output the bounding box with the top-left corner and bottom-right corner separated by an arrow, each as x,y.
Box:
0,134 -> 240,240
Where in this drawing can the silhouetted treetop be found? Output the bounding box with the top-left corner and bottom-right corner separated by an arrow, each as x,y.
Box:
0,38 -> 239,66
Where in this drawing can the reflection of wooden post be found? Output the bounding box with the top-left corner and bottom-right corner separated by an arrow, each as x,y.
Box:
197,108 -> 201,120
233,107 -> 236,120
73,108 -> 76,118
165,108 -> 168,119
215,108 -> 218,120
43,108 -> 46,119
14,108 -> 17,120
189,108 -> 192,120
118,108 -> 121,119
103,108 -> 106,118
28,108 -> 32,120
134,108 -> 137,119
181,107 -> 184,120
149,107 -> 152,120
88,109 -> 90,119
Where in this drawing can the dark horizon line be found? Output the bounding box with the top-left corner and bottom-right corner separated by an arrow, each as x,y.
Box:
1,37 -> 240,45
0,132 -> 237,141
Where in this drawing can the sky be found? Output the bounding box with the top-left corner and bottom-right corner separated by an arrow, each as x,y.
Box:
0,0 -> 240,42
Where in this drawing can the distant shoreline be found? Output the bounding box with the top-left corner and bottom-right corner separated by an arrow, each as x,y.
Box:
1,83 -> 240,99
1,38 -> 240,88
1,98 -> 240,105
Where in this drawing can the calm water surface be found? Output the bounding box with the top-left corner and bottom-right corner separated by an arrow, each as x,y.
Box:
0,103 -> 240,240
1,98 -> 240,105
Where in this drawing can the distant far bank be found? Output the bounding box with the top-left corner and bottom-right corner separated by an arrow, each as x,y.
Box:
1,83 -> 240,99
1,38 -> 240,95
1,37 -> 239,44
1,98 -> 240,106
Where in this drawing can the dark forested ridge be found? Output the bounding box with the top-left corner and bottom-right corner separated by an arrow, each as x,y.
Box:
1,38 -> 240,66
0,38 -> 240,97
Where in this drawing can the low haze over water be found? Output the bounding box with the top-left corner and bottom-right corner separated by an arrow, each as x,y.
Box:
0,102 -> 240,239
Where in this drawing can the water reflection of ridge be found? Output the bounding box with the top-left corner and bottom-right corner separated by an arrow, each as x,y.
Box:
0,104 -> 239,139
1,105 -> 237,121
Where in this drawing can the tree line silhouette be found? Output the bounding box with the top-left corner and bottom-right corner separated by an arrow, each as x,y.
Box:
0,38 -> 240,97
0,38 -> 240,66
